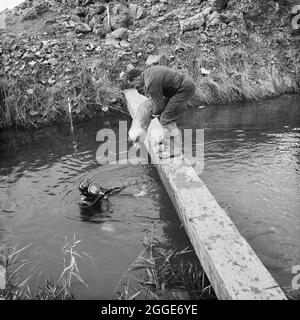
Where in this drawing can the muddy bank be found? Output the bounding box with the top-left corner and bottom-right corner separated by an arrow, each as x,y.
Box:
0,0 -> 299,128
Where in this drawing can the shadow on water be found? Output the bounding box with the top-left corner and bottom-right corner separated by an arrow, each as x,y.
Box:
0,94 -> 299,297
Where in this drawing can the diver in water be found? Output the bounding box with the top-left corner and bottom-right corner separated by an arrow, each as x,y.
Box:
127,65 -> 196,158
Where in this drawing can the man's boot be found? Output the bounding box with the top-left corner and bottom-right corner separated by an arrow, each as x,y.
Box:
158,122 -> 182,159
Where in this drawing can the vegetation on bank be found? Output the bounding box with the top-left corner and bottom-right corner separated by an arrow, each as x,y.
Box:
193,49 -> 299,105
0,0 -> 299,129
0,65 -> 126,129
113,229 -> 216,300
0,232 -> 216,300
0,235 -> 89,300
1,46 -> 298,129
1,232 -> 299,300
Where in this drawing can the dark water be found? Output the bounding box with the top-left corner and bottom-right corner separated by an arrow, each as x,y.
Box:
0,115 -> 187,299
0,94 -> 299,298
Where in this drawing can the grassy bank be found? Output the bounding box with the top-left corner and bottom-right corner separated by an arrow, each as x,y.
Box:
193,49 -> 299,105
0,66 -> 126,129
1,0 -> 299,129
1,48 -> 298,129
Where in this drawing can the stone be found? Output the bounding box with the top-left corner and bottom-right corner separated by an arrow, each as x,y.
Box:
75,22 -> 91,33
179,12 -> 205,32
150,6 -> 159,17
120,40 -> 131,49
89,15 -> 101,28
211,0 -> 229,12
111,27 -> 128,40
145,54 -> 162,66
105,37 -> 120,48
202,6 -> 212,18
93,24 -> 106,37
105,14 -> 131,30
75,6 -> 87,16
112,4 -> 129,16
129,4 -> 144,20
69,14 -> 82,23
35,1 -> 49,16
22,8 -> 38,21
207,10 -> 220,22
82,0 -> 94,6
94,3 -> 106,15
207,11 -> 220,26
126,64 -> 135,72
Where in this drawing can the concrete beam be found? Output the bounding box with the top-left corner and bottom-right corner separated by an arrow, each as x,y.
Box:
124,88 -> 287,300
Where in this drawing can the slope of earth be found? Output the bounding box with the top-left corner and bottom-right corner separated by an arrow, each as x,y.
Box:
0,0 -> 299,128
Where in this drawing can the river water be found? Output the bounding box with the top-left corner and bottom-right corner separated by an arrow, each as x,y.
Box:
0,94 -> 299,298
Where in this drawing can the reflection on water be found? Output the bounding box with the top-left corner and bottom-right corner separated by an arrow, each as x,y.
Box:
180,94 -> 300,287
0,116 -> 187,299
0,94 -> 299,297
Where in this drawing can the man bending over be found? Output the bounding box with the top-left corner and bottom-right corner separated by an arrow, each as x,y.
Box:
127,65 -> 196,158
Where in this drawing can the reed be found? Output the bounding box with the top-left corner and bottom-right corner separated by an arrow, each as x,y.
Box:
0,235 -> 89,300
113,228 -> 216,300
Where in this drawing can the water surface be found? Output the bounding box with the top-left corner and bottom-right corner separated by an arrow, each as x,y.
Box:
0,94 -> 299,297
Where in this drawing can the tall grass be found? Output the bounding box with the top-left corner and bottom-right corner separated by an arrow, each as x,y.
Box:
0,66 -> 125,128
113,230 -> 216,300
190,49 -> 299,105
0,235 -> 89,300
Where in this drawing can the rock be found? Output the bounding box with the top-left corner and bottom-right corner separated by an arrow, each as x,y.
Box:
211,0 -> 229,12
129,4 -> 144,20
93,23 -> 106,37
150,6 -> 159,17
179,12 -> 205,32
111,27 -> 128,40
75,6 -> 87,16
75,22 -> 91,33
145,54 -> 161,66
207,11 -> 220,26
120,40 -> 131,49
112,4 -> 129,16
104,14 -> 131,30
202,6 -> 212,18
105,37 -> 120,48
69,14 -> 82,23
126,64 -> 135,72
35,1 -> 49,16
82,0 -> 94,6
94,4 -> 106,15
88,7 -> 98,18
66,0 -> 77,6
22,8 -> 38,21
89,15 -> 102,28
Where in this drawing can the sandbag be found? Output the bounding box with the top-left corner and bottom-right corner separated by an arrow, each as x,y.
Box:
128,98 -> 152,143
